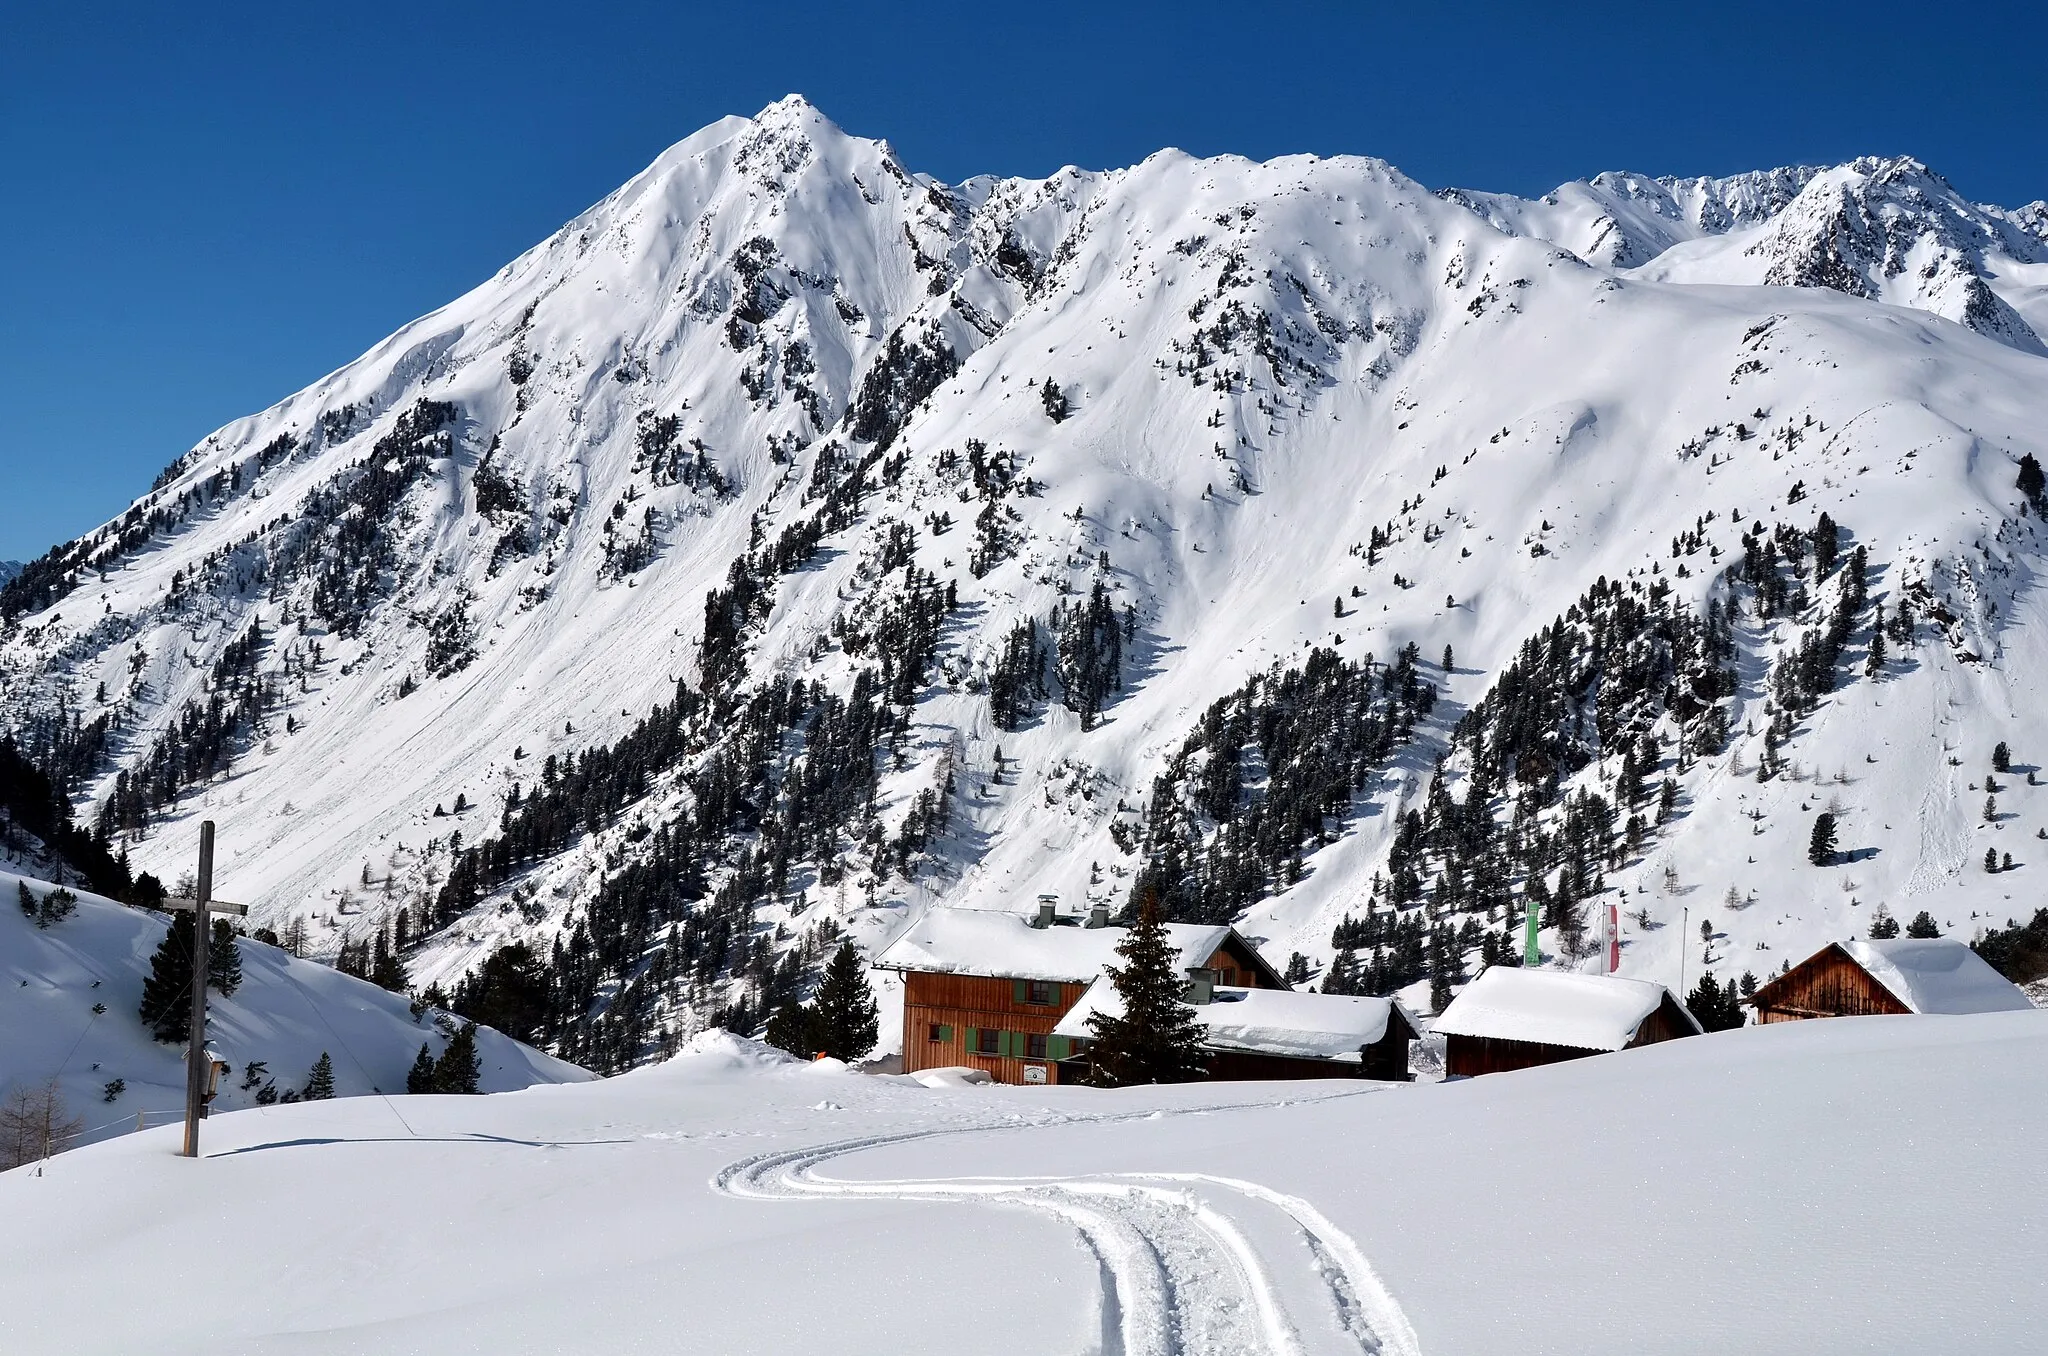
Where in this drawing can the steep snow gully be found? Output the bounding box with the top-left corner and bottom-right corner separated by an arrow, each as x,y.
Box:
714,1089 -> 1420,1356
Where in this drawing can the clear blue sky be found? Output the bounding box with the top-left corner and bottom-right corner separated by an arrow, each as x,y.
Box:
3,0 -> 2042,562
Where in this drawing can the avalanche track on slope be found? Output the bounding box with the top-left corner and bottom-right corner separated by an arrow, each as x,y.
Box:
713,1091 -> 1420,1356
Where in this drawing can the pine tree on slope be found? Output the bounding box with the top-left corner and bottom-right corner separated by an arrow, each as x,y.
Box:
1086,893 -> 1209,1088
406,1043 -> 437,1094
138,911 -> 197,1042
303,1052 -> 335,1101
208,918 -> 242,997
1808,813 -> 1837,867
435,1023 -> 482,1094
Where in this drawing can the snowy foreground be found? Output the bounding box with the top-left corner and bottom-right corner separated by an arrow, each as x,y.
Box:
4,1015 -> 2042,1355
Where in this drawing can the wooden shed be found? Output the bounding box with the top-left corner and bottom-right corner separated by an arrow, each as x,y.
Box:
873,906 -> 1284,1086
1432,967 -> 1701,1077
1055,980 -> 1419,1082
1750,937 -> 2032,1023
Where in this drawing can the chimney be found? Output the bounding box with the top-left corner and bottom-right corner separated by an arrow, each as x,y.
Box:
1086,904 -> 1109,929
1185,969 -> 1215,1005
1034,894 -> 1058,928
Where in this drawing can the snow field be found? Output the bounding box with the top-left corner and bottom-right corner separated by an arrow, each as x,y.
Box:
4,1014 -> 2044,1354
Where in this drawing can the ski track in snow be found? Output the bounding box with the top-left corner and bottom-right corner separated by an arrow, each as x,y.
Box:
713,1091 -> 1420,1356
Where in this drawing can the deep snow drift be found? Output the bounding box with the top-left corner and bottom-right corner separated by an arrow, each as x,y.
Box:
1,1013 -> 2041,1355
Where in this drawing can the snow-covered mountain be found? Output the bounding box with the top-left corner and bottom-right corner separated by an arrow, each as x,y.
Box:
1,868 -> 588,1153
4,96 -> 2046,1067
0,563 -> 21,586
1447,156 -> 2048,351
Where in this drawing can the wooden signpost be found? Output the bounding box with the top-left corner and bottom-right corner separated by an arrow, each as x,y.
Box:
160,821 -> 248,1159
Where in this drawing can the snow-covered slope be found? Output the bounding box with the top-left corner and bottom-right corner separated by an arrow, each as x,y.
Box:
3,97 -> 2046,1065
2,1014 -> 2042,1354
0,868 -> 588,1151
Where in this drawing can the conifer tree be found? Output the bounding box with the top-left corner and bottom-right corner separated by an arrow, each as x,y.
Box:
1685,972 -> 1745,1032
138,911 -> 197,1042
2019,452 -> 2046,513
1868,905 -> 1900,939
1993,741 -> 2011,774
434,1022 -> 482,1093
302,1052 -> 335,1100
1905,910 -> 1941,939
208,918 -> 242,997
1808,812 -> 1837,866
16,881 -> 34,920
406,1043 -> 437,1094
811,941 -> 879,1062
1085,894 -> 1208,1087
764,997 -> 823,1059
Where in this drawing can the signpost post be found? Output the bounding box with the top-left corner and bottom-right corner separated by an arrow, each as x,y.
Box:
160,821 -> 248,1159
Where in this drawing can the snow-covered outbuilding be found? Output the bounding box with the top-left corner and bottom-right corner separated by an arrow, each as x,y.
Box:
1749,937 -> 2033,1022
1053,980 -> 1418,1081
1431,967 -> 1701,1077
872,905 -> 1286,1085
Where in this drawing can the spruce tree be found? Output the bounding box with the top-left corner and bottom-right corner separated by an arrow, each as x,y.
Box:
138,911 -> 197,1042
1685,973 -> 1745,1032
407,1044 -> 437,1093
303,1052 -> 335,1100
1085,894 -> 1208,1087
16,881 -> 34,920
764,998 -> 822,1059
1986,847 -> 2001,874
434,1022 -> 482,1093
812,942 -> 880,1062
1993,741 -> 2011,774
1869,906 -> 1901,939
2018,452 -> 2046,513
208,918 -> 242,997
1808,812 -> 1837,866
1906,910 -> 1941,939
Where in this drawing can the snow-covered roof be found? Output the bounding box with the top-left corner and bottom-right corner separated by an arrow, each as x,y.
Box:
1052,980 -> 1415,1061
1431,968 -> 1698,1052
1838,938 -> 2033,1015
873,907 -> 1235,983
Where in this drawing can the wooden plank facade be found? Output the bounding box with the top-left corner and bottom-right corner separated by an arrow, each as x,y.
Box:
1749,943 -> 1912,1023
900,935 -> 1282,1086
1443,993 -> 1698,1077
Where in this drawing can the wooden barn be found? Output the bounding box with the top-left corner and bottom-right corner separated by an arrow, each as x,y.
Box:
1054,980 -> 1418,1082
1749,937 -> 2032,1023
1432,967 -> 1701,1078
873,904 -> 1290,1086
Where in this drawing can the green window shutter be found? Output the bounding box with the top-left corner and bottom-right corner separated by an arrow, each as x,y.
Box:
963,1026 -> 977,1053
1049,1035 -> 1071,1060
1007,1031 -> 1024,1058
938,1024 -> 953,1043
1013,979 -> 1028,1004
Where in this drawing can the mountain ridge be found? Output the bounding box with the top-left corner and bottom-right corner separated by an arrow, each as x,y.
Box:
4,99 -> 2045,1068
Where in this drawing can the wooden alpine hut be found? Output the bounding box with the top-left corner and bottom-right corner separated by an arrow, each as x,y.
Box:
1054,980 -> 1418,1081
873,903 -> 1285,1086
1748,937 -> 2032,1022
1432,966 -> 1701,1077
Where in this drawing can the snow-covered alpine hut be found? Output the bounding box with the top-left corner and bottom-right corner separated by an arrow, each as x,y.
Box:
872,904 -> 1284,1086
1052,981 -> 1418,1081
1748,937 -> 2032,1023
1432,967 -> 1701,1077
